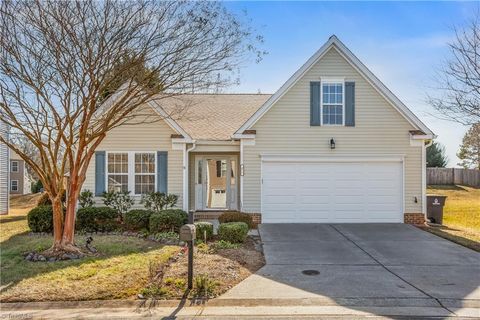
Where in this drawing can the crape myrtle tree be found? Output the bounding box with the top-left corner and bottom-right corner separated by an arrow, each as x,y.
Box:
0,0 -> 264,255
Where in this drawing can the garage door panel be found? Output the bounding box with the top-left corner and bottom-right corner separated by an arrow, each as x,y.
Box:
261,160 -> 403,223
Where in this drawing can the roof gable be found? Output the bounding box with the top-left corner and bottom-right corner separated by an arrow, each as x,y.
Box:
236,35 -> 434,136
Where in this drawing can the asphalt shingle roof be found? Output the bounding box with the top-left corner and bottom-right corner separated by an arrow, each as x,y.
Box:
158,94 -> 271,140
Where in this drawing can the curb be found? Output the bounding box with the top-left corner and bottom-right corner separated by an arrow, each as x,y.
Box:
2,297 -> 478,310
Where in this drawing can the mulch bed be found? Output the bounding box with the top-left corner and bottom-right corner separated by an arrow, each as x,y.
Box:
155,237 -> 265,298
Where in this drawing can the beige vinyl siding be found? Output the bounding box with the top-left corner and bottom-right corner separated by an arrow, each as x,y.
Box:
83,107 -> 183,208
242,47 -> 423,214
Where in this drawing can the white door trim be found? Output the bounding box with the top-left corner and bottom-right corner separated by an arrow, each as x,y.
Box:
261,154 -> 405,163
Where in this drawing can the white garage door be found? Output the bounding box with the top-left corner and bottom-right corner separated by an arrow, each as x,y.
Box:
261,160 -> 403,223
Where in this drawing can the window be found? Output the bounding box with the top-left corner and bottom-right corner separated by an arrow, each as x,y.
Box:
215,160 -> 227,178
134,153 -> 155,194
322,82 -> 343,125
107,153 -> 128,193
106,152 -> 156,195
11,161 -> 18,172
11,180 -> 18,191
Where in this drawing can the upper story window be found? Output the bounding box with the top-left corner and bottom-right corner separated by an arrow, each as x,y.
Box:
322,82 -> 344,125
11,180 -> 18,191
11,161 -> 19,172
107,152 -> 156,195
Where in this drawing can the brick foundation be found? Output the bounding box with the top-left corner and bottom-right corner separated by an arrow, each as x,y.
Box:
251,213 -> 261,225
404,213 -> 425,225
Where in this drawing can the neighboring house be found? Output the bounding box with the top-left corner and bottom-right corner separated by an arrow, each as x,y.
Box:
0,122 -> 8,215
83,36 -> 435,224
9,150 -> 31,195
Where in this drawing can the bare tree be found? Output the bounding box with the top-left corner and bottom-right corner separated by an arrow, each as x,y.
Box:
0,0 -> 263,255
429,16 -> 480,125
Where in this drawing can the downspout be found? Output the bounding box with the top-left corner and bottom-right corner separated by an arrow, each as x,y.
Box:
422,139 -> 433,219
183,141 -> 197,212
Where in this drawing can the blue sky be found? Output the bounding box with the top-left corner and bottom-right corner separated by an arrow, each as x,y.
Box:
224,1 -> 477,167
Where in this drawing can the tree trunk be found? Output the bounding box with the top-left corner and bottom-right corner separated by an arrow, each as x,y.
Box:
62,180 -> 80,245
51,196 -> 64,247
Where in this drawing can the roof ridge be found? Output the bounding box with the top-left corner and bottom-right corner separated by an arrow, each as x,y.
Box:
176,93 -> 273,96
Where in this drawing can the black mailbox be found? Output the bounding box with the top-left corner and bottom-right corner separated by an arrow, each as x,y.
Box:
180,224 -> 196,242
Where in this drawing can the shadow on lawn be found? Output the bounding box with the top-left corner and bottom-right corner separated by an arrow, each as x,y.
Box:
427,184 -> 470,191
0,215 -> 27,224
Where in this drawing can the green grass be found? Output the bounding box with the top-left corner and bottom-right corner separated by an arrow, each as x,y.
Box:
424,185 -> 480,251
0,195 -> 179,302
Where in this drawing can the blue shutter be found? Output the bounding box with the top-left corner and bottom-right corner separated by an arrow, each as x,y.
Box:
345,82 -> 355,127
95,151 -> 106,196
157,151 -> 168,193
310,82 -> 321,126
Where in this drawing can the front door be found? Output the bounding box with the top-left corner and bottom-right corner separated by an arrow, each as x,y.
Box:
195,156 -> 238,210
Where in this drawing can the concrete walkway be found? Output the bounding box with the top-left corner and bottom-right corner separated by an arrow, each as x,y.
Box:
220,223 -> 480,317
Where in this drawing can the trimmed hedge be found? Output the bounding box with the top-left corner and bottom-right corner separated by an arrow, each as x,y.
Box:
218,222 -> 248,243
27,205 -> 54,233
149,209 -> 188,233
194,222 -> 214,241
76,207 -> 119,232
218,211 -> 253,229
125,209 -> 154,231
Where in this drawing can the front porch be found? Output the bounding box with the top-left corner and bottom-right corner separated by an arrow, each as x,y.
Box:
188,152 -> 240,212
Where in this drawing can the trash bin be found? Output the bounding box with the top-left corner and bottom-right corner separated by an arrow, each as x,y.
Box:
426,195 -> 447,224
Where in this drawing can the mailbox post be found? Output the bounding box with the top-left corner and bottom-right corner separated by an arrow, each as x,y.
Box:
180,224 -> 196,290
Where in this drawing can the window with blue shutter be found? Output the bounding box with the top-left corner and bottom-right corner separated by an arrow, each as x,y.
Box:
310,82 -> 321,126
95,151 -> 106,196
345,81 -> 355,127
157,151 -> 168,193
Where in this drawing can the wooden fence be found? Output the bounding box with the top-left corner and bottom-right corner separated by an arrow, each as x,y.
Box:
427,168 -> 480,187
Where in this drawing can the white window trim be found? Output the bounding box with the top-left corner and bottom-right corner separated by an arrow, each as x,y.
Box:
11,161 -> 19,172
320,79 -> 345,126
105,151 -> 157,196
11,179 -> 18,191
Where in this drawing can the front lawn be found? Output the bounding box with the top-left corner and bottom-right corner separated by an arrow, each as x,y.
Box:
0,195 -> 180,302
423,185 -> 480,252
0,194 -> 265,302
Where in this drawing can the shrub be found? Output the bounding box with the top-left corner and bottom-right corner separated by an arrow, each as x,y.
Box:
194,222 -> 214,242
76,207 -> 119,232
149,209 -> 188,233
141,192 -> 178,211
218,222 -> 248,243
211,240 -> 240,250
218,211 -> 253,229
152,231 -> 179,242
31,180 -> 43,193
194,274 -> 217,298
27,205 -> 53,233
102,190 -> 134,220
37,191 -> 66,207
125,209 -> 154,231
79,189 -> 95,208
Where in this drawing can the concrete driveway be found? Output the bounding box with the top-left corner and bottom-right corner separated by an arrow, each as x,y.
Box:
222,224 -> 480,317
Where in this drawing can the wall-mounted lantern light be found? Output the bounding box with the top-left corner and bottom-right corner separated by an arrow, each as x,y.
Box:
330,138 -> 336,149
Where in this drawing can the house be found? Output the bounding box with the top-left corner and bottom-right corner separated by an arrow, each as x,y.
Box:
0,122 -> 8,215
9,150 -> 31,195
83,36 -> 435,224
